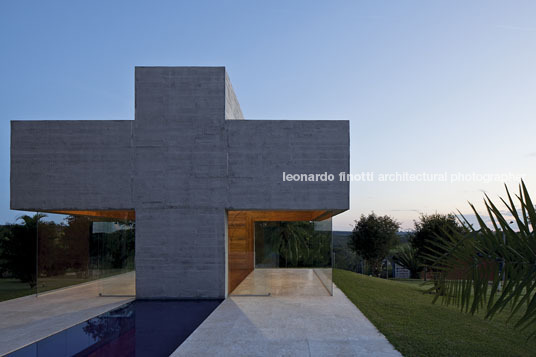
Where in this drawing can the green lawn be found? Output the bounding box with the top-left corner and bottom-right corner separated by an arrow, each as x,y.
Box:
0,269 -> 131,302
333,269 -> 536,357
0,277 -> 93,302
0,278 -> 35,301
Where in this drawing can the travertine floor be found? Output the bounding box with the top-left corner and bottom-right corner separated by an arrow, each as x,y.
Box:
0,272 -> 135,355
231,269 -> 331,296
172,269 -> 401,357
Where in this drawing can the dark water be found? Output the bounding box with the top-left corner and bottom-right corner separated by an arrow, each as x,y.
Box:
7,300 -> 222,357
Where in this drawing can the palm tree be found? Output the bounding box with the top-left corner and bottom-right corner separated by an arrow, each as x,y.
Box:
392,244 -> 422,279
429,181 -> 536,337
0,213 -> 46,287
260,221 -> 332,268
266,221 -> 310,267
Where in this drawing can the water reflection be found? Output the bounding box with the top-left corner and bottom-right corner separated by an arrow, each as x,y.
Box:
8,300 -> 221,357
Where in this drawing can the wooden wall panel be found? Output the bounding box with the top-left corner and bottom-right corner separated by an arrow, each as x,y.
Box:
228,211 -> 254,293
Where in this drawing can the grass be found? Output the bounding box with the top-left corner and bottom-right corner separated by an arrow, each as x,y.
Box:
333,269 -> 536,357
0,277 -> 93,302
0,270 -> 130,302
0,278 -> 35,301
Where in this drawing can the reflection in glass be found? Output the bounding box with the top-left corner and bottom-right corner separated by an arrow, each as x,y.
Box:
313,218 -> 333,295
36,213 -> 135,297
95,220 -> 135,296
254,217 -> 333,295
37,214 -> 92,294
0,213 -> 39,299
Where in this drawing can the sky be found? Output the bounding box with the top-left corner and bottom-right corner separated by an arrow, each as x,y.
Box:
1,0 -> 535,231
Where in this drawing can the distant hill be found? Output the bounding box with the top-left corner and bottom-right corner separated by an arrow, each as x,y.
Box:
333,231 -> 351,248
334,231 -> 413,245
397,231 -> 412,244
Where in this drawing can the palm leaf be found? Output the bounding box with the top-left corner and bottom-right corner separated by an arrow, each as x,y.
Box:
429,181 -> 536,338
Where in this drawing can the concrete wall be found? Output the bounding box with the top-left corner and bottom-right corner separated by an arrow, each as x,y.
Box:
134,67 -> 228,298
226,120 -> 349,211
10,66 -> 350,299
135,208 -> 226,298
225,71 -> 244,120
10,120 -> 133,211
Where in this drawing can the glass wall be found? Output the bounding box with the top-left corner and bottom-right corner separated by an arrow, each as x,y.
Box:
94,220 -> 135,296
37,213 -> 93,295
36,212 -> 135,297
313,218 -> 333,295
254,217 -> 333,295
0,213 -> 39,301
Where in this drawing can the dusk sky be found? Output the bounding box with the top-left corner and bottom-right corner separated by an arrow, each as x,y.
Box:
1,1 -> 535,231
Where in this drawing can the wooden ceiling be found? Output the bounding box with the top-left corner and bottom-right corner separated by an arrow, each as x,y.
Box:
229,209 -> 340,222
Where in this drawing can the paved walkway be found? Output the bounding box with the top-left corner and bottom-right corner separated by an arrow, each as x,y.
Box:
231,268 -> 331,296
0,272 -> 134,355
172,269 -> 401,357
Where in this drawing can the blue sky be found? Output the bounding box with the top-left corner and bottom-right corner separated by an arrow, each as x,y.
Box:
1,1 -> 535,230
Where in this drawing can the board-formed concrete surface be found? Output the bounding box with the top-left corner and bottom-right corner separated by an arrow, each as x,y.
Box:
172,282 -> 401,356
0,273 -> 134,356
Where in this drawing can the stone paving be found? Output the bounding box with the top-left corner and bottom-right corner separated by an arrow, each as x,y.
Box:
172,269 -> 401,357
231,268 -> 331,296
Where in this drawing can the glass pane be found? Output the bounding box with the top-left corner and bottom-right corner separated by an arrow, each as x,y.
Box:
313,217 -> 333,295
0,212 -> 38,300
96,219 -> 135,296
253,218 -> 333,296
254,222 -> 280,268
37,213 -> 94,294
36,213 -> 135,297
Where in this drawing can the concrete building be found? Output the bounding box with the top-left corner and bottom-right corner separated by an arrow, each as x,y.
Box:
10,67 -> 349,299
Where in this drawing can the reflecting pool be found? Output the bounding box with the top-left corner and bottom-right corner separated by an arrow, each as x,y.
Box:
7,300 -> 221,357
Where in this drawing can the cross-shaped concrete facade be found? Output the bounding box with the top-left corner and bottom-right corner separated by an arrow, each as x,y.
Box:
11,67 -> 349,298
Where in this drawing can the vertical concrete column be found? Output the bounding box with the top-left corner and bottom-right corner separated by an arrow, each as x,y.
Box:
134,67 -> 228,298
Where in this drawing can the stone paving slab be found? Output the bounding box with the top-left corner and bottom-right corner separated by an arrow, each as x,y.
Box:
172,282 -> 401,357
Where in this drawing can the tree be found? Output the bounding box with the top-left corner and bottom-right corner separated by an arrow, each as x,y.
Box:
392,243 -> 422,279
430,181 -> 536,338
348,213 -> 400,277
98,222 -> 136,270
411,213 -> 467,267
0,213 -> 45,287
37,219 -> 67,278
62,215 -> 91,275
0,225 -> 9,276
37,215 -> 93,279
259,221 -> 331,268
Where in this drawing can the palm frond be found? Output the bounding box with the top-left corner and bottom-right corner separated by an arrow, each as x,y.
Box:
430,180 -> 536,337
392,244 -> 422,278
